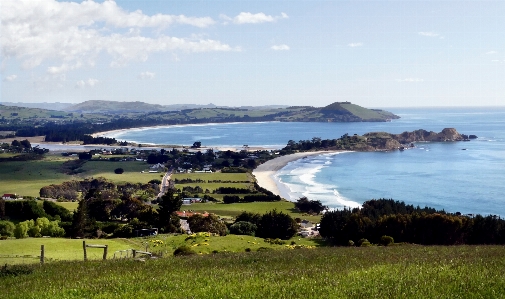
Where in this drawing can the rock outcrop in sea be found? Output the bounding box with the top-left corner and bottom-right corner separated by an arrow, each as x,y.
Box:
362,128 -> 466,151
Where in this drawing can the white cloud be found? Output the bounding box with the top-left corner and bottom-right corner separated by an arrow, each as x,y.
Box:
418,32 -> 440,37
225,12 -> 288,24
138,71 -> 155,79
396,78 -> 424,82
3,75 -> 17,82
348,42 -> 363,47
75,78 -> 99,88
271,44 -> 290,51
1,0 -> 235,71
486,51 -> 498,55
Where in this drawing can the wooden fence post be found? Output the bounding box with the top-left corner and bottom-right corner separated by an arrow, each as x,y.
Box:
83,241 -> 87,261
103,245 -> 108,260
40,245 -> 45,265
132,249 -> 136,258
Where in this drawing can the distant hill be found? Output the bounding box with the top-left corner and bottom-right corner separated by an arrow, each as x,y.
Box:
64,100 -> 172,113
1,102 -> 74,111
63,100 -> 289,114
278,102 -> 399,122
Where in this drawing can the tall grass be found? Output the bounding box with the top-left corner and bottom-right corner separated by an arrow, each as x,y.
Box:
1,245 -> 504,298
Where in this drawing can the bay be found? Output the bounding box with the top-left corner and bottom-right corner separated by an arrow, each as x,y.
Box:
112,107 -> 505,216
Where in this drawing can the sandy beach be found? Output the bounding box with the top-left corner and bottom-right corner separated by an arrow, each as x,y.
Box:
253,151 -> 340,200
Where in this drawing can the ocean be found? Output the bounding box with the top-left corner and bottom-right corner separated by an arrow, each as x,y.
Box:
110,107 -> 505,216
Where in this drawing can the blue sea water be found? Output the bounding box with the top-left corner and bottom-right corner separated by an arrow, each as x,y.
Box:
111,107 -> 505,216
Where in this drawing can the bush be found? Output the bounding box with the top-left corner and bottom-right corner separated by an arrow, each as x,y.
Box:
229,221 -> 257,236
114,168 -> 124,174
173,245 -> 197,256
348,240 -> 355,247
0,220 -> 15,237
356,238 -> 369,247
380,235 -> 394,246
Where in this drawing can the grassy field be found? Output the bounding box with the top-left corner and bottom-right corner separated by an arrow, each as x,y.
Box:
54,201 -> 79,211
0,157 -> 73,196
0,235 -> 320,265
173,172 -> 254,195
0,157 -> 163,197
189,201 -> 322,223
0,238 -> 140,264
77,160 -> 163,184
1,245 -> 504,298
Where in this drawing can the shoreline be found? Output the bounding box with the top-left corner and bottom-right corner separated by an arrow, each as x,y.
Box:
253,151 -> 343,200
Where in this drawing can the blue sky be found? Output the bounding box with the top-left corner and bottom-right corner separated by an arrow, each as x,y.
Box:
1,0 -> 504,107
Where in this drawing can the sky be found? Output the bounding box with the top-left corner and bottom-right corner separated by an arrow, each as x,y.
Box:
1,0 -> 504,108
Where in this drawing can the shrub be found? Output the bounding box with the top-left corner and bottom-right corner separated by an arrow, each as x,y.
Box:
245,248 -> 251,252
356,238 -> 369,247
360,241 -> 372,247
380,235 -> 394,246
348,240 -> 355,247
229,221 -> 257,236
173,245 -> 197,256
0,220 -> 15,237
114,168 -> 124,174
14,221 -> 29,239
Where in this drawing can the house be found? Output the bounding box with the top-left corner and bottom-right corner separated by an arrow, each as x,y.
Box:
2,193 -> 17,200
300,220 -> 313,228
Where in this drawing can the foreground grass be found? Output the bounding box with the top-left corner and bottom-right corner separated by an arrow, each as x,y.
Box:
0,235 -> 320,265
0,238 -> 139,264
1,245 -> 505,298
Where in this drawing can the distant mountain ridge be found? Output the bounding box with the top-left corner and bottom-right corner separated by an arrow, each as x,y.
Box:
62,100 -> 289,113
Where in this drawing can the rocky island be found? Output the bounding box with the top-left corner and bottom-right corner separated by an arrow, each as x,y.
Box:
282,128 -> 473,153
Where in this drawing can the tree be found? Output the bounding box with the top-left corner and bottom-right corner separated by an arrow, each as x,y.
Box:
42,200 -> 72,222
71,199 -> 93,238
295,197 -> 327,214
235,211 -> 262,226
20,139 -> 31,148
191,141 -> 202,148
0,199 -> 5,219
114,168 -> 124,174
188,214 -> 227,236
78,152 -> 92,160
0,220 -> 15,237
14,221 -> 30,239
229,221 -> 257,236
256,210 -> 298,240
11,140 -> 21,147
157,189 -> 182,233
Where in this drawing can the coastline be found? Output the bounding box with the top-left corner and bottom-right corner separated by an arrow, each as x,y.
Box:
253,151 -> 342,200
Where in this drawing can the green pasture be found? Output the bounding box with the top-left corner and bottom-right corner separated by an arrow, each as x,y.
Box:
0,157 -> 164,197
77,160 -> 163,184
2,245 -> 505,298
0,238 -> 139,265
172,172 -> 251,182
173,172 -> 253,192
188,201 -> 322,223
54,201 -> 79,211
0,235 -> 319,265
0,159 -> 72,197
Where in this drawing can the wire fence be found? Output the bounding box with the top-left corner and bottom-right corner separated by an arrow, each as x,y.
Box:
0,242 -> 153,266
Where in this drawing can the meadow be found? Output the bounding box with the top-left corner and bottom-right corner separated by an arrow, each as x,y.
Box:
189,201 -> 322,223
0,234 -> 320,265
1,245 -> 504,298
0,156 -> 162,197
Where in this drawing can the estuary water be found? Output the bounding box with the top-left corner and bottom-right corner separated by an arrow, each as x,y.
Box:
111,107 -> 505,216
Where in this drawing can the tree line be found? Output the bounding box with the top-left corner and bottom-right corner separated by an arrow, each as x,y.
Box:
319,199 -> 505,245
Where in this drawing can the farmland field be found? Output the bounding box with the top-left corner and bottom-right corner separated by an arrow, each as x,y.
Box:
189,201 -> 322,223
1,245 -> 504,298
